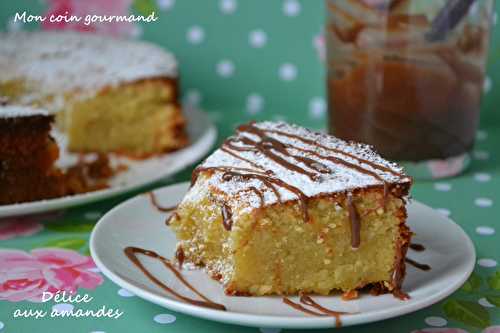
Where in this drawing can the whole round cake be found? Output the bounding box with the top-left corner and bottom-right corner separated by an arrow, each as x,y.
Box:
0,31 -> 187,156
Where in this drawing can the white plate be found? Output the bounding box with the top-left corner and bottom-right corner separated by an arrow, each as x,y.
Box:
90,182 -> 475,329
0,108 -> 216,218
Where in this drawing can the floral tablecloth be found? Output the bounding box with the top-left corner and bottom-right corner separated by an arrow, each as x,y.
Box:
1,0 -> 500,332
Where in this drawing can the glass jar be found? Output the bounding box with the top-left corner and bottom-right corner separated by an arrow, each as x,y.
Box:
325,0 -> 494,179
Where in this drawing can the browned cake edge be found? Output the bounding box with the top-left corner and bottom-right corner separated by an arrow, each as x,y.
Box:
0,114 -> 66,204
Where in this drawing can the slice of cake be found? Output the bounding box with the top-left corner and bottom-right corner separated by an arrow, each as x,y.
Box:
0,31 -> 187,157
0,105 -> 119,205
169,121 -> 412,297
0,106 -> 65,204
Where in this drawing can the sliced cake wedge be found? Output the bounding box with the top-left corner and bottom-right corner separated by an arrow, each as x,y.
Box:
169,121 -> 412,297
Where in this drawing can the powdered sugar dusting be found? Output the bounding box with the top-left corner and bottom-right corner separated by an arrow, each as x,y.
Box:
190,121 -> 411,216
0,105 -> 49,118
0,31 -> 177,110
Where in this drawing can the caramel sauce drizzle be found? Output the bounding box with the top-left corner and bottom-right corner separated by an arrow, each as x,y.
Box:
391,237 -> 410,301
192,122 -> 406,249
283,295 -> 351,328
225,136 -> 321,181
175,246 -> 185,268
409,243 -> 425,252
300,295 -> 348,328
220,146 -> 265,171
165,212 -> 179,226
220,169 -> 282,201
222,170 -> 311,222
192,166 -> 270,185
245,186 -> 265,206
124,246 -> 226,311
282,297 -> 325,316
259,126 -> 404,177
408,243 -> 430,271
148,192 -> 177,213
405,257 -> 431,271
347,193 -> 361,249
221,204 -> 233,231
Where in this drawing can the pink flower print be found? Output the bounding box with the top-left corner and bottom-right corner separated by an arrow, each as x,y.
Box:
0,219 -> 43,241
483,326 -> 500,333
42,0 -> 136,38
0,212 -> 63,241
0,248 -> 103,302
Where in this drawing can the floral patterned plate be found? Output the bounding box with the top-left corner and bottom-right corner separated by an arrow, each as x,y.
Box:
90,182 -> 476,329
0,108 -> 216,218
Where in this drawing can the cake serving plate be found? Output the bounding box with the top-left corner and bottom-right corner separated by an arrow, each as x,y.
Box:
90,182 -> 476,329
0,108 -> 216,218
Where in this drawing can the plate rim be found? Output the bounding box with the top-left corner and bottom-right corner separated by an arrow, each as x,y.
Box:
0,109 -> 216,218
90,182 -> 476,329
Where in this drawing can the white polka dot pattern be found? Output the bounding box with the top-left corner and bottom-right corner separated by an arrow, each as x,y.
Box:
474,172 -> 491,182
246,94 -> 264,114
436,208 -> 451,217
478,258 -> 497,268
283,0 -> 301,16
309,97 -> 326,119
279,63 -> 297,81
424,316 -> 447,327
434,182 -> 451,192
52,303 -> 74,314
475,198 -> 493,208
118,288 -> 135,297
476,226 -> 495,235
153,313 -> 176,324
249,30 -> 268,48
220,0 -> 237,14
187,26 -> 205,44
216,60 -> 235,78
157,0 -> 175,10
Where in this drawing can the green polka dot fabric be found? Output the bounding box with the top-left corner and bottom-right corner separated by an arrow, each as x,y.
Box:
1,1 -> 500,332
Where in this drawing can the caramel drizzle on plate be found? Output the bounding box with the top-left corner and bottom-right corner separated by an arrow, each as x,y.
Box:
409,243 -> 425,252
407,243 -> 431,271
283,294 -> 352,328
124,246 -> 226,311
405,257 -> 431,271
148,192 -> 177,213
147,192 -> 178,226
